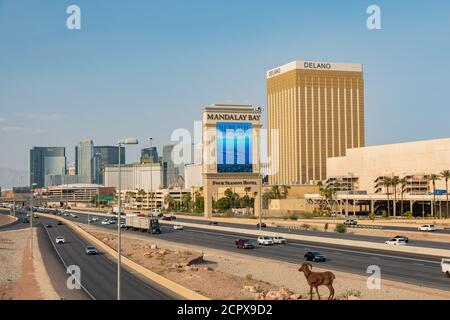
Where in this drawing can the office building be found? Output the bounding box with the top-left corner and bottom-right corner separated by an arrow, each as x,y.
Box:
29,147 -> 66,188
266,60 -> 365,185
104,163 -> 162,191
93,146 -> 125,184
162,143 -> 193,187
75,139 -> 94,184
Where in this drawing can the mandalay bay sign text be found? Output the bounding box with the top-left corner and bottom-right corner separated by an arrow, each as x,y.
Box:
207,113 -> 261,122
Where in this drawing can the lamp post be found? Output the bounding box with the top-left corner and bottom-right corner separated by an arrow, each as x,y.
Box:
30,183 -> 37,258
117,137 -> 138,300
148,137 -> 153,214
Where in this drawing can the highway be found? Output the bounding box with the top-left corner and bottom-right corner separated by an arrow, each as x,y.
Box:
0,209 -> 181,300
61,211 -> 450,292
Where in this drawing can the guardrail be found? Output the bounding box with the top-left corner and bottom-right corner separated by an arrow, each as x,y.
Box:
346,224 -> 384,230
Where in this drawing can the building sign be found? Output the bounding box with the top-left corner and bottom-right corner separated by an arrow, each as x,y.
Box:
303,61 -> 332,70
212,180 -> 258,186
207,114 -> 261,122
216,122 -> 253,173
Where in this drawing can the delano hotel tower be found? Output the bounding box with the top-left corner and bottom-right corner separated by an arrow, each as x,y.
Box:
267,60 -> 365,185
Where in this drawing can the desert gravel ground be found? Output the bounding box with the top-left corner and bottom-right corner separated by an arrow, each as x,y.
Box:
0,228 -> 59,300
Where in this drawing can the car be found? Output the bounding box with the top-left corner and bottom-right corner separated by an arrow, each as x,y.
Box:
385,238 -> 407,245
63,213 -> 69,217
441,258 -> 450,277
257,236 -> 274,246
344,219 -> 358,226
208,221 -> 218,226
256,222 -> 267,228
235,238 -> 254,249
22,218 -> 29,223
120,222 -> 126,228
101,219 -> 111,225
57,221 -> 63,226
273,236 -> 287,244
160,216 -> 171,221
45,224 -> 53,228
304,251 -> 327,262
170,215 -> 177,220
173,225 -> 184,230
418,224 -> 436,232
88,217 -> 98,223
393,235 -> 409,243
85,246 -> 98,255
70,213 -> 78,218
55,236 -> 65,244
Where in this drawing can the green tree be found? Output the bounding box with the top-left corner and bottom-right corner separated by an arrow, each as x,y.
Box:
382,177 -> 392,217
180,192 -> 192,211
429,174 -> 441,218
215,197 -> 231,212
164,194 -> 176,210
193,195 -> 204,213
441,170 -> 450,219
391,177 -> 400,217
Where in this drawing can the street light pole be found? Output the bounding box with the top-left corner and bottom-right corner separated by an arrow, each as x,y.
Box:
148,137 -> 153,215
116,137 -> 138,301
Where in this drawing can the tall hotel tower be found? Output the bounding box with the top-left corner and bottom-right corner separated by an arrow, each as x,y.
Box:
266,60 -> 365,185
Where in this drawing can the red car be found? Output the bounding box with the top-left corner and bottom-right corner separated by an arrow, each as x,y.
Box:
235,239 -> 254,249
256,222 -> 267,228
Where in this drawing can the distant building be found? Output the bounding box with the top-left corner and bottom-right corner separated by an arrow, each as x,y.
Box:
140,147 -> 159,164
104,163 -> 162,191
29,147 -> 66,188
162,143 -> 194,188
75,139 -> 94,184
67,163 -> 76,175
93,146 -> 125,185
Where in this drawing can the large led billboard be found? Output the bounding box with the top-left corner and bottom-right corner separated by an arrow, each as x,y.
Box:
216,122 -> 252,173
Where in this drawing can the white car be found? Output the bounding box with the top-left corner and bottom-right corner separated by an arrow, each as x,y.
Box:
101,219 -> 111,225
385,238 -> 407,245
257,236 -> 274,246
441,258 -> 450,277
273,236 -> 287,244
70,213 -> 78,218
173,225 -> 184,230
88,217 -> 99,223
120,222 -> 126,228
418,224 -> 437,232
55,236 -> 66,244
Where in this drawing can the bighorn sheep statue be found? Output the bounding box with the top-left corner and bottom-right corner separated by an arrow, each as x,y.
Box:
298,262 -> 336,300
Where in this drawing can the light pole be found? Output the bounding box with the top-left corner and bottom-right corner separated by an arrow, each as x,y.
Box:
148,137 -> 153,215
30,183 -> 37,258
117,137 -> 138,300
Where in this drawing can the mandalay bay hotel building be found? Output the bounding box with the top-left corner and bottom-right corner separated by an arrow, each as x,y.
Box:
266,60 -> 365,185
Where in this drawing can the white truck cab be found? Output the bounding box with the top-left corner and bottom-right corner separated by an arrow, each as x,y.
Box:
441,258 -> 450,277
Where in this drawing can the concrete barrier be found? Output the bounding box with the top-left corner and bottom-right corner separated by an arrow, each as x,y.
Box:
37,213 -> 208,300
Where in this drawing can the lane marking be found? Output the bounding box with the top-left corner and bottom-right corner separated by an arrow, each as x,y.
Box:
42,221 -> 96,300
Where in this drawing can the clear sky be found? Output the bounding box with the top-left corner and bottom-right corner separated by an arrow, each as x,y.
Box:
1,0 -> 450,172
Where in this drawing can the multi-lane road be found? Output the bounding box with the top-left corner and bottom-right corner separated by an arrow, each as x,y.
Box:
0,209 -> 180,300
60,210 -> 450,292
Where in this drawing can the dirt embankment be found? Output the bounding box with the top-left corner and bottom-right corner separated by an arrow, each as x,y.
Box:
0,214 -> 16,227
77,223 -> 450,300
0,228 -> 59,300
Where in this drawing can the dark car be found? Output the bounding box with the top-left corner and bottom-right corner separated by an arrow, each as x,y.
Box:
22,218 -> 29,223
256,222 -> 267,228
45,224 -> 53,228
235,239 -> 254,249
160,216 -> 171,221
393,235 -> 409,243
208,221 -> 218,226
57,221 -> 63,226
304,251 -> 327,262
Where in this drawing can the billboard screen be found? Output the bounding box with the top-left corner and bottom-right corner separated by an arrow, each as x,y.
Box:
216,122 -> 252,173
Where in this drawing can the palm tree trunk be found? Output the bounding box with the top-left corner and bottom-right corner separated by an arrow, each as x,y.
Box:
386,185 -> 390,217
446,179 -> 449,219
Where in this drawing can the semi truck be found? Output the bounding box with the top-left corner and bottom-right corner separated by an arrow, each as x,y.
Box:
125,215 -> 161,234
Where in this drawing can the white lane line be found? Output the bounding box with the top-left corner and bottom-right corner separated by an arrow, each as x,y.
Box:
182,227 -> 441,265
42,222 -> 96,300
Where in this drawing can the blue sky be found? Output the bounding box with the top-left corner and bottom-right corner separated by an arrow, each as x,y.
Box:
1,0 -> 450,172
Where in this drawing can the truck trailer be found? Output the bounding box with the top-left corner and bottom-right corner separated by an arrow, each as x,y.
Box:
125,215 -> 161,234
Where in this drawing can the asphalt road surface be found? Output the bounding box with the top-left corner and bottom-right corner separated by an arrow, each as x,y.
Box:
61,211 -> 450,292
0,209 -> 181,300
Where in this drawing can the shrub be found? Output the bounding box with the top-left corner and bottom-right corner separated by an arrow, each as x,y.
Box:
381,210 -> 388,219
300,223 -> 311,230
288,214 -> 299,221
207,267 -> 214,272
368,212 -> 376,221
246,274 -> 253,280
335,223 -> 347,233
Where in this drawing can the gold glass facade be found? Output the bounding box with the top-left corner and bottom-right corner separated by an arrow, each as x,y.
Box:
267,61 -> 365,185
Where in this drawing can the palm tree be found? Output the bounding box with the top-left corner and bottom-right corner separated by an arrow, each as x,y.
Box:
399,178 -> 407,216
391,177 -> 400,217
441,170 -> 450,219
382,177 -> 392,217
429,174 -> 441,218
